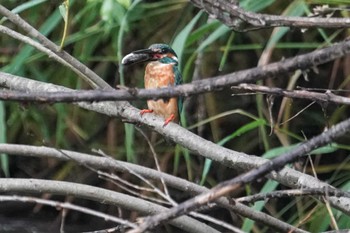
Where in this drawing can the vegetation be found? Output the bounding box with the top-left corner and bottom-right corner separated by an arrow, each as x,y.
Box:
1,0 -> 350,232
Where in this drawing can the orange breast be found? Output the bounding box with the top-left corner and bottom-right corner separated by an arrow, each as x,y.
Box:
144,62 -> 179,122
145,62 -> 175,88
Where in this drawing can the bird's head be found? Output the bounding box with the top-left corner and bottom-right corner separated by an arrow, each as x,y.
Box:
121,44 -> 178,66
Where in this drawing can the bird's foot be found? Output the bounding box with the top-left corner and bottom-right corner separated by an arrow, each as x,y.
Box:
163,114 -> 175,127
140,109 -> 153,116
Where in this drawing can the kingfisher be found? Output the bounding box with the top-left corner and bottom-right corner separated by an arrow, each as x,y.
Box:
121,44 -> 182,126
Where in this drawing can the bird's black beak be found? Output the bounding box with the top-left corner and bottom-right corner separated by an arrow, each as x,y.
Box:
121,48 -> 159,65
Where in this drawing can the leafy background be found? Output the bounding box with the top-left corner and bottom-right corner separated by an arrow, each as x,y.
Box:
1,0 -> 350,232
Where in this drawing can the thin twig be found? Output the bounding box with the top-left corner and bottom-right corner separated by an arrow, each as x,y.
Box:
232,83 -> 350,105
95,150 -> 174,204
0,195 -> 136,229
236,188 -> 350,204
97,149 -> 244,233
98,173 -> 170,206
135,127 -> 173,202
280,101 -> 316,125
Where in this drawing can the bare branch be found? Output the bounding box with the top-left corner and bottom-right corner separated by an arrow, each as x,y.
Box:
0,178 -> 218,233
233,83 -> 350,105
0,143 -> 308,233
0,74 -> 349,219
190,0 -> 350,31
236,188 -> 350,204
0,4 -> 110,89
131,116 -> 350,232
1,39 -> 350,103
98,172 -> 170,206
0,25 -> 98,89
0,195 -> 137,229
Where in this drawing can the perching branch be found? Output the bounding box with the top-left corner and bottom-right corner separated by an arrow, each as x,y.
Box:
190,0 -> 350,31
1,39 -> 350,103
1,80 -> 350,107
1,73 -> 350,219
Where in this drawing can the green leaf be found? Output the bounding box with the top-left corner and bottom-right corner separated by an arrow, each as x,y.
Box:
186,20 -> 221,47
200,158 -> 212,185
309,209 -> 331,233
306,0 -> 350,4
100,0 -> 114,21
172,11 -> 203,65
125,124 -> 135,162
242,180 -> 279,231
6,0 -> 47,15
218,119 -> 266,146
0,101 -> 9,177
2,3 -> 66,73
196,24 -> 230,53
265,1 -> 306,49
219,32 -> 235,71
200,119 -> 265,185
118,0 -> 142,85
241,0 -> 275,12
263,143 -> 339,159
59,3 -> 68,22
101,0 -> 125,25
117,0 -> 131,8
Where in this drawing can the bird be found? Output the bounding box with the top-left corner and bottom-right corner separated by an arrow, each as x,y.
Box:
121,44 -> 182,126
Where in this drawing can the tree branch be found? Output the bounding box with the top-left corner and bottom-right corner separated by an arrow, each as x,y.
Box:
0,143 -> 308,233
1,38 -> 350,103
232,83 -> 350,105
190,0 -> 350,31
0,178 -> 218,233
236,188 -> 350,204
0,195 -> 137,229
1,73 -> 349,218
131,116 -> 350,232
1,80 -> 350,107
0,4 -> 110,89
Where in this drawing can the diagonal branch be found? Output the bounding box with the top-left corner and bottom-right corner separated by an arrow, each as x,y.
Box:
131,116 -> 350,232
0,4 -> 110,89
0,25 -> 99,89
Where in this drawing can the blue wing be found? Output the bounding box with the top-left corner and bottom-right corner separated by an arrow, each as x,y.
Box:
173,64 -> 183,121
